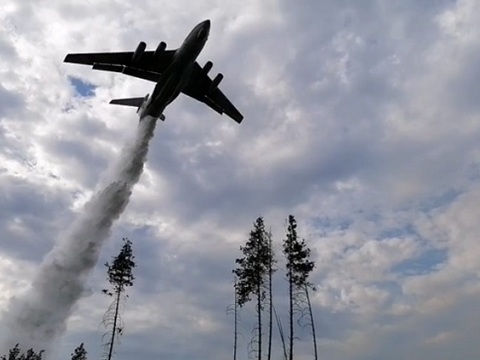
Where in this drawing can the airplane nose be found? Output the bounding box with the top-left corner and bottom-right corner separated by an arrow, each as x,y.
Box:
203,19 -> 211,31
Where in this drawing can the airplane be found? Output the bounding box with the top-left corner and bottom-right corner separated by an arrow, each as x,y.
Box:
64,20 -> 243,123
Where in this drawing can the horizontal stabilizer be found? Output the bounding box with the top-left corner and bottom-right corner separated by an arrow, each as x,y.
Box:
109,97 -> 165,121
109,97 -> 145,107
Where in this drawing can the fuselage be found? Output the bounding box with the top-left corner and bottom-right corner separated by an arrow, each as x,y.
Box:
139,19 -> 210,119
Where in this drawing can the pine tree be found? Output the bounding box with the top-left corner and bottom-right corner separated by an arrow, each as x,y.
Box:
71,343 -> 87,360
283,215 -> 315,360
233,217 -> 272,360
1,344 -> 44,360
101,238 -> 136,360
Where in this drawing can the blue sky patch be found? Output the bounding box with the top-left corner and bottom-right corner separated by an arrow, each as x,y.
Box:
312,216 -> 353,232
392,248 -> 447,276
379,224 -> 416,240
419,189 -> 460,212
68,76 -> 96,97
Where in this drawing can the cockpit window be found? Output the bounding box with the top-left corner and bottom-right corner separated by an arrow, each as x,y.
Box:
197,28 -> 206,40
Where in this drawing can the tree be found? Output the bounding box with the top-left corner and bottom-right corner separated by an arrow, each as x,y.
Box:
1,344 -> 44,360
265,229 -> 276,360
283,215 -> 315,360
101,238 -> 136,360
304,284 -> 318,360
273,305 -> 287,360
71,343 -> 87,360
227,276 -> 240,360
233,217 -> 272,360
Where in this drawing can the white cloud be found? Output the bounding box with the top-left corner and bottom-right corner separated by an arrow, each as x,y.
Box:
2,0 -> 480,359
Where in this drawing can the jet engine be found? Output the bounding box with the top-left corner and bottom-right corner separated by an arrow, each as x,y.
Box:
202,61 -> 213,75
209,73 -> 223,93
154,42 -> 166,59
132,42 -> 147,63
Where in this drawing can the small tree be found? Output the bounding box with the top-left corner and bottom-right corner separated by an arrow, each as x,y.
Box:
233,217 -> 272,360
283,215 -> 315,360
101,238 -> 136,360
71,343 -> 87,360
1,344 -> 44,360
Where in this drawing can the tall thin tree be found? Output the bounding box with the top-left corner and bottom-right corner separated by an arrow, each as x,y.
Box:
273,305 -> 287,360
266,229 -> 276,360
304,285 -> 318,360
227,276 -> 240,360
233,217 -> 271,360
101,238 -> 136,360
283,215 -> 315,360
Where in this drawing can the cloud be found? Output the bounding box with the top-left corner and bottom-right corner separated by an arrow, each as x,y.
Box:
0,84 -> 23,117
1,0 -> 480,359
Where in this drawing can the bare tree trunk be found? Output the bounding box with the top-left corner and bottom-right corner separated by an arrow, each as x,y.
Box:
305,286 -> 318,360
107,290 -> 121,360
267,263 -> 273,360
288,270 -> 293,360
257,280 -> 262,360
267,232 -> 273,360
273,305 -> 287,360
233,280 -> 238,360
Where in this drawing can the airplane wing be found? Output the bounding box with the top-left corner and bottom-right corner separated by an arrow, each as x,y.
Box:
64,46 -> 176,82
182,62 -> 243,124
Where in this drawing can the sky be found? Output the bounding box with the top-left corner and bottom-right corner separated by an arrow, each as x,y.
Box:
1,0 -> 480,359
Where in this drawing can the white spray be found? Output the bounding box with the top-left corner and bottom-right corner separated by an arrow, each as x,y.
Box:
1,116 -> 157,355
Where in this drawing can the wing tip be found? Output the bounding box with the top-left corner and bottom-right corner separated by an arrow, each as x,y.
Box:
64,53 -> 87,64
234,114 -> 243,124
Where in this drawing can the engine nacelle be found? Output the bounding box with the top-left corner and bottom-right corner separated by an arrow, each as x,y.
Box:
209,73 -> 223,93
154,42 -> 166,59
202,61 -> 213,75
132,41 -> 147,63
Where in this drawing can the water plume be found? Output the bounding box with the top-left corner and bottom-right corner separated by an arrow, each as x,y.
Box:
1,116 -> 157,356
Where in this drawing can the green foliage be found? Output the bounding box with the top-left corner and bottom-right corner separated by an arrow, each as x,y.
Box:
71,343 -> 87,360
1,344 -> 44,360
283,215 -> 314,287
102,238 -> 135,296
233,217 -> 271,306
